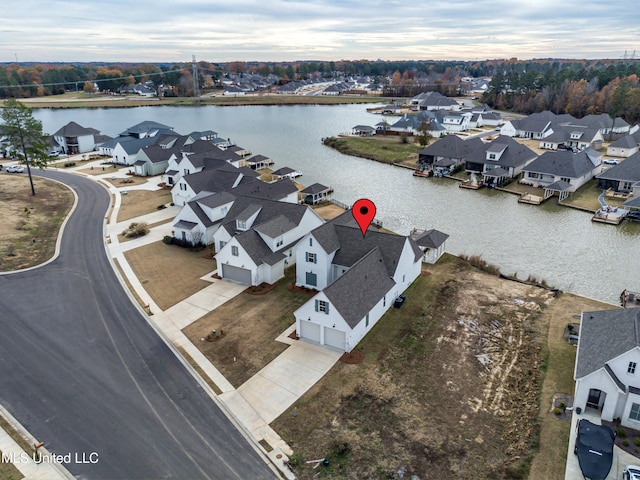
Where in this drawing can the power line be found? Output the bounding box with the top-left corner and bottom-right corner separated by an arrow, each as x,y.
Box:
0,67 -> 190,89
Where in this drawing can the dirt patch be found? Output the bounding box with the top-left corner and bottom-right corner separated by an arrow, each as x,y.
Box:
102,176 -> 155,188
0,173 -> 74,271
339,349 -> 364,364
123,241 -> 216,311
272,255 -> 558,479
182,268 -> 311,387
312,203 -> 346,220
117,189 -> 172,222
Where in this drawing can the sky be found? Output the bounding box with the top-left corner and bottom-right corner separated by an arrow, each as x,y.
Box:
1,0 -> 638,63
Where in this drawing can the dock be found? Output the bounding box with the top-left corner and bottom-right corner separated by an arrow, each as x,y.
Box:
518,193 -> 545,205
592,207 -> 625,225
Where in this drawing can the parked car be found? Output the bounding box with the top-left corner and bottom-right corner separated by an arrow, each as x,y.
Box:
603,159 -> 621,165
624,465 -> 640,480
574,419 -> 615,480
5,165 -> 21,173
393,294 -> 406,308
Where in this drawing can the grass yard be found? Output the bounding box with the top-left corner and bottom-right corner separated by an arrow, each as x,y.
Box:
123,241 -> 216,311
271,254 -> 559,479
76,164 -> 123,176
116,189 -> 172,222
0,174 -> 74,271
182,267 -> 312,387
562,178 -> 627,211
102,175 -> 154,188
0,454 -> 23,480
17,93 -> 382,109
323,135 -> 422,166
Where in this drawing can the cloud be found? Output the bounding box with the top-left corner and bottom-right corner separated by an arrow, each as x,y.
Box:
1,0 -> 638,62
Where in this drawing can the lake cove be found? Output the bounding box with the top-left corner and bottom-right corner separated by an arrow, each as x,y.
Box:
34,105 -> 640,304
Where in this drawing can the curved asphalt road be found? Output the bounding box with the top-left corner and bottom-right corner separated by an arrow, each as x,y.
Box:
0,170 -> 276,479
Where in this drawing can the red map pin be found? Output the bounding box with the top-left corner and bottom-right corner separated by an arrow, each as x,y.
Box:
352,198 -> 376,236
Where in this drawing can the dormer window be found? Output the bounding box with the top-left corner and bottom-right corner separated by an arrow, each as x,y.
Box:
488,153 -> 496,160
236,220 -> 247,231
276,236 -> 283,247
629,362 -> 637,374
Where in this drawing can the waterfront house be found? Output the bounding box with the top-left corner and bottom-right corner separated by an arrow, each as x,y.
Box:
596,152 -> 640,193
501,111 -> 575,139
464,135 -> 538,185
572,113 -> 630,138
214,196 -> 325,285
521,149 -> 602,200
352,125 -> 376,136
52,121 -> 101,155
293,212 -> 422,352
417,134 -> 480,173
389,112 -> 447,138
607,133 -> 640,158
573,309 -> 640,430
245,154 -> 275,170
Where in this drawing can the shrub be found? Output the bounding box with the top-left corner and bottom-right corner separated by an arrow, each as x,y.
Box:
121,222 -> 149,238
163,235 -> 173,245
156,204 -> 167,210
6,244 -> 16,256
623,439 -> 630,447
635,437 -> 640,446
553,408 -> 562,416
64,161 -> 76,168
617,428 -> 627,437
287,453 -> 302,468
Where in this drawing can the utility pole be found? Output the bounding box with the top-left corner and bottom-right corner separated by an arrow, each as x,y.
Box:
192,55 -> 200,99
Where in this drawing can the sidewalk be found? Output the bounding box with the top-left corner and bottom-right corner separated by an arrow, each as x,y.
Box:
0,405 -> 73,480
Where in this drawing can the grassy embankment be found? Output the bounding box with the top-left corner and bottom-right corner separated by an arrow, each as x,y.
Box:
10,91 -> 383,109
323,135 -> 422,167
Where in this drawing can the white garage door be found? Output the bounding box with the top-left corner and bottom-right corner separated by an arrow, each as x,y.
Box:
324,327 -> 346,351
221,264 -> 252,285
299,321 -> 321,343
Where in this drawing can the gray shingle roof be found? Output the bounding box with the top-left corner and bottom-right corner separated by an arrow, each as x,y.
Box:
54,121 -> 99,137
220,194 -> 308,235
466,135 -> 537,169
301,183 -> 331,195
231,178 -> 298,201
410,229 -> 449,249
173,220 -> 198,230
183,168 -> 246,195
524,150 -> 599,178
545,180 -> 572,191
254,215 -> 296,238
323,247 -> 396,328
418,134 -> 472,159
609,135 -> 639,149
575,309 -> 640,379
120,121 -> 173,136
596,152 -> 640,182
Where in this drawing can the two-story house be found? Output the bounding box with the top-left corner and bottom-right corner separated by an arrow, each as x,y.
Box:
293,212 -> 423,351
213,196 -> 325,285
53,121 -> 101,154
574,309 -> 640,430
464,135 -> 538,186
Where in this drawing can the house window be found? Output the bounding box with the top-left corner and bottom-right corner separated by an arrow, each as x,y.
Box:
306,252 -> 317,263
629,362 -> 637,374
231,245 -> 239,256
383,296 -> 386,307
237,220 -> 247,230
309,237 -> 313,246
630,403 -> 640,421
276,236 -> 283,247
221,206 -> 228,215
184,168 -> 190,174
528,172 -> 539,179
560,177 -> 571,183
305,272 -> 317,287
179,183 -> 186,191
366,313 -> 370,327
315,299 -> 329,314
219,241 -> 226,250
488,153 -> 496,160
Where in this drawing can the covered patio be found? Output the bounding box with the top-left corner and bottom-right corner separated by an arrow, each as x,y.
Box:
544,180 -> 572,201
300,183 -> 333,204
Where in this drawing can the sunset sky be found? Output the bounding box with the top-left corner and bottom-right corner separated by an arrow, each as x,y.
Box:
2,0 -> 638,63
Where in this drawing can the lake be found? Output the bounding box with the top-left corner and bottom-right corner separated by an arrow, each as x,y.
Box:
33,104 -> 640,305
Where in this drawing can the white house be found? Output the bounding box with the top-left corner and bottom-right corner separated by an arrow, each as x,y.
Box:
293,212 -> 423,351
53,121 -> 100,154
172,190 -> 236,245
214,197 -> 325,285
409,228 -> 449,264
520,148 -> 602,199
574,309 -> 640,430
607,134 -> 640,158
